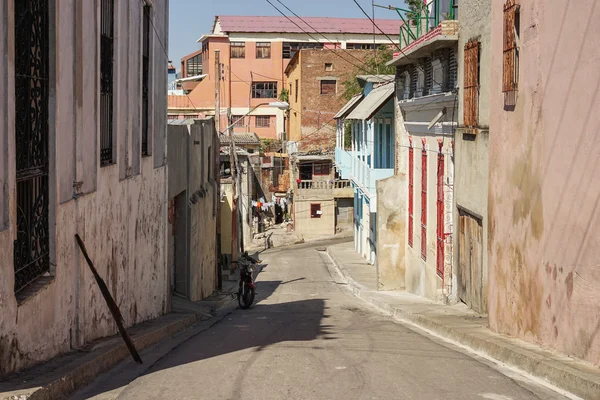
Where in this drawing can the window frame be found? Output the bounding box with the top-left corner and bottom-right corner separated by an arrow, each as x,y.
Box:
320,80 -> 337,95
185,54 -> 202,76
311,203 -> 322,219
232,115 -> 245,127
100,0 -> 115,166
313,162 -> 331,176
230,42 -> 245,59
141,4 -> 151,156
255,115 -> 271,128
256,42 -> 271,59
251,81 -> 278,99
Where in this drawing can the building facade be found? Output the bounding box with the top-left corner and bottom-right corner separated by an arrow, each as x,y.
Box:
285,49 -> 370,151
0,0 -> 169,375
488,0 -> 600,365
179,15 -> 402,139
376,18 -> 458,298
167,119 -> 219,302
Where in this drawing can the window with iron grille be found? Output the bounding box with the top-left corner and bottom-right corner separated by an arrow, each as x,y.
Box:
408,142 -> 414,247
14,0 -> 51,295
295,80 -> 298,102
421,146 -> 427,260
230,42 -> 245,59
320,80 -> 336,95
346,43 -> 376,50
252,82 -> 277,98
464,40 -> 480,128
232,115 -> 245,127
503,0 -> 520,93
255,116 -> 271,128
282,42 -> 324,59
141,4 -> 151,156
313,163 -> 331,176
100,0 -> 115,166
436,147 -> 444,278
311,203 -> 322,218
256,42 -> 271,59
186,54 -> 202,76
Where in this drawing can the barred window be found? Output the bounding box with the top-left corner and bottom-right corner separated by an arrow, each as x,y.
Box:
463,40 -> 480,128
256,42 -> 271,59
231,42 -> 245,59
347,43 -> 376,50
232,115 -> 245,127
100,0 -> 115,166
252,82 -> 277,98
186,54 -> 202,76
283,42 -> 324,59
255,116 -> 271,128
311,203 -> 322,218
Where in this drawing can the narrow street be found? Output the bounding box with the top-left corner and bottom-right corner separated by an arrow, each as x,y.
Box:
74,240 -> 571,400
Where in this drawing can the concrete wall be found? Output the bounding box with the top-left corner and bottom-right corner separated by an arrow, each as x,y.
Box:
488,0 -> 600,365
0,0 -> 169,375
294,198 -> 335,239
335,198 -> 354,232
452,0 -> 492,308
167,120 -> 218,302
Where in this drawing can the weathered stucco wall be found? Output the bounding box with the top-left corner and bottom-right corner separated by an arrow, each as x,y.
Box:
294,198 -> 335,239
0,0 -> 169,375
488,0 -> 600,365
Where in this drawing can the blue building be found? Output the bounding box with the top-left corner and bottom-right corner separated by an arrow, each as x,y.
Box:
335,76 -> 395,264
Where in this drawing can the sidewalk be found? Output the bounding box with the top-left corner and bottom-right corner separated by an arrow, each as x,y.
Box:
326,241 -> 600,400
0,289 -> 238,400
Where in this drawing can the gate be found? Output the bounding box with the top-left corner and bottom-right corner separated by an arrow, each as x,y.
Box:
457,210 -> 484,313
13,0 -> 50,294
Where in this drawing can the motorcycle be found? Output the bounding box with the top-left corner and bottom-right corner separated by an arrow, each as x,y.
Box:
232,252 -> 260,309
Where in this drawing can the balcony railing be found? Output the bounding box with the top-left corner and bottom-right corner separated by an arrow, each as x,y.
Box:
298,180 -> 352,190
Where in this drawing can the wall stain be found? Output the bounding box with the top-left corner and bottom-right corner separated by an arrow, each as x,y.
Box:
566,272 -> 574,300
510,155 -> 544,241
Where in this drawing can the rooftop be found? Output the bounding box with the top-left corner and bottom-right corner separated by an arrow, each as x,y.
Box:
212,15 -> 403,35
219,133 -> 261,146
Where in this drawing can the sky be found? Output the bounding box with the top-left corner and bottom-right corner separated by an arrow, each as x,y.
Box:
168,0 -> 406,72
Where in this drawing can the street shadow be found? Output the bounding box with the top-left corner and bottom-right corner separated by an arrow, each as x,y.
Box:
68,276 -> 334,399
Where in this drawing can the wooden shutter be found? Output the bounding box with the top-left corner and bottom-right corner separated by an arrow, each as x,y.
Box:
464,40 -> 480,128
503,0 -> 520,92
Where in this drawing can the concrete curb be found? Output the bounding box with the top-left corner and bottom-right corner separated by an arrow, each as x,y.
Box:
325,247 -> 600,400
1,313 -> 199,400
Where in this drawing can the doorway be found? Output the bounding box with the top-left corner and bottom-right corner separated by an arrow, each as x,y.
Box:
457,210 -> 484,313
173,190 -> 188,298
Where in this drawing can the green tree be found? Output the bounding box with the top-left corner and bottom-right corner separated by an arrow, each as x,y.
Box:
341,45 -> 396,101
405,0 -> 424,25
278,88 -> 289,103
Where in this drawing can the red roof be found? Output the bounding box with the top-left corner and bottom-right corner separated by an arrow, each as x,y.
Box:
216,15 -> 402,35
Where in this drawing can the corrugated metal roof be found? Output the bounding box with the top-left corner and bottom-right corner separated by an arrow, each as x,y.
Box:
346,82 -> 394,120
334,94 -> 363,119
219,133 -> 261,145
216,16 -> 402,35
356,75 -> 395,83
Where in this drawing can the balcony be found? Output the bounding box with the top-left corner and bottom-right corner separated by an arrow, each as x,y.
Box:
335,147 -> 355,180
295,179 -> 353,199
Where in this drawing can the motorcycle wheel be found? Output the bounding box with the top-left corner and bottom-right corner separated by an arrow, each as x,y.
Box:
238,284 -> 255,309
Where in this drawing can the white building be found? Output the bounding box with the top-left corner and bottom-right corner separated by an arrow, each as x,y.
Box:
0,0 -> 169,375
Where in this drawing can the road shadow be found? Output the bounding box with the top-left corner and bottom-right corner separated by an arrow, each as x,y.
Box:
70,276 -> 334,399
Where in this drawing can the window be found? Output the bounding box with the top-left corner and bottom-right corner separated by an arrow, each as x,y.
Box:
313,163 -> 331,176
202,42 -> 209,53
503,0 -> 520,93
325,63 -> 333,71
232,115 -> 245,127
436,145 -> 445,278
346,43 -> 376,50
256,42 -> 271,59
100,0 -> 115,165
186,54 -> 202,76
311,203 -> 322,218
421,145 -> 427,261
416,69 -> 425,97
252,82 -> 277,98
141,5 -> 151,156
464,40 -> 480,128
255,116 -> 271,128
14,0 -> 51,294
295,80 -> 298,102
289,83 -> 292,100
408,142 -> 414,247
283,42 -> 324,59
320,80 -> 336,95
230,42 -> 245,59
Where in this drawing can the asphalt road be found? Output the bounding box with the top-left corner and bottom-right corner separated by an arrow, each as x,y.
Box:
73,240 -> 572,400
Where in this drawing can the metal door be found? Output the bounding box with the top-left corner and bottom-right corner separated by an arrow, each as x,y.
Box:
458,211 -> 484,313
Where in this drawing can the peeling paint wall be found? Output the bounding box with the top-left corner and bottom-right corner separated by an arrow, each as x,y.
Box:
0,0 -> 169,375
488,0 -> 600,365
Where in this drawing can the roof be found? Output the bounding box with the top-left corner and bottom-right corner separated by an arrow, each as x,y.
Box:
334,94 -> 363,119
214,15 -> 402,35
346,82 -> 394,120
175,74 -> 207,84
356,75 -> 395,84
219,133 -> 261,145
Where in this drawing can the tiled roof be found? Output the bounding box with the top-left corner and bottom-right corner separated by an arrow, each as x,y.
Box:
216,15 -> 402,35
219,133 -> 261,145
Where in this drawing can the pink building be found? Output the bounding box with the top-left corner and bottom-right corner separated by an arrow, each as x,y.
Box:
169,15 -> 402,139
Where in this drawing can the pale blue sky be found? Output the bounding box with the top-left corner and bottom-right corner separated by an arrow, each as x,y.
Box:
168,0 -> 406,71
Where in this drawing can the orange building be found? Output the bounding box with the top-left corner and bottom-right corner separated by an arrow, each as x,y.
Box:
169,15 -> 402,139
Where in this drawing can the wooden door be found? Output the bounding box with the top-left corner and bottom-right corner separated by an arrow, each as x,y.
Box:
458,211 -> 484,313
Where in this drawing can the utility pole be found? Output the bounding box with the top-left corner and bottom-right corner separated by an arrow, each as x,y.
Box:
372,0 -> 377,74
215,49 -> 223,288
